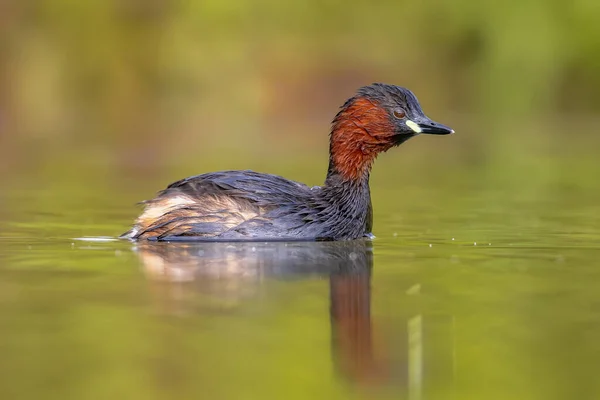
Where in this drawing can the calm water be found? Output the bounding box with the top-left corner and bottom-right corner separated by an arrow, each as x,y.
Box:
1,129 -> 600,400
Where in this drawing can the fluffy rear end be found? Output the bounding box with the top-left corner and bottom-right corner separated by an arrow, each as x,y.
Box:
120,193 -> 262,240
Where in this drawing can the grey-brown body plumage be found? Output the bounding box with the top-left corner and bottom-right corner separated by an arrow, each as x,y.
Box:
121,84 -> 452,241
120,170 -> 372,241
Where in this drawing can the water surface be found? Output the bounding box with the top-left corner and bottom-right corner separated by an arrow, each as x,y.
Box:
1,127 -> 600,400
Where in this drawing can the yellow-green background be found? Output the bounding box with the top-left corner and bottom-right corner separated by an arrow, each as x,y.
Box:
1,1 -> 599,399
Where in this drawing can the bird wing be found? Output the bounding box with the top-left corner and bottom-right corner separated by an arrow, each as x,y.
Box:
122,170 -> 313,240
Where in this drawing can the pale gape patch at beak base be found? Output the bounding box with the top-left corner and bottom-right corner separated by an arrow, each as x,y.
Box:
406,120 -> 422,133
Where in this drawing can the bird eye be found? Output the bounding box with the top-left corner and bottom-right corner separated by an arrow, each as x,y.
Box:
393,109 -> 406,119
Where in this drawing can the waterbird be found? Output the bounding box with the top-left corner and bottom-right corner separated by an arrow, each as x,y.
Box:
121,83 -> 453,241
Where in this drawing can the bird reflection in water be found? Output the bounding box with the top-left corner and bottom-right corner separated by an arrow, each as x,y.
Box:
133,240 -> 453,393
135,240 -> 374,319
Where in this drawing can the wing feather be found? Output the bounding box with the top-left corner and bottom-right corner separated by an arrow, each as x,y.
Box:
121,170 -> 313,240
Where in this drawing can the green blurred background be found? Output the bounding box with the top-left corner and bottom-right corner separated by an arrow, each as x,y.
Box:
1,0 -> 599,176
1,2 -> 600,400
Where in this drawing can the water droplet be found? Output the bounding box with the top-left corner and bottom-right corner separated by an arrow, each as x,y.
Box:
406,284 -> 421,295
72,236 -> 118,242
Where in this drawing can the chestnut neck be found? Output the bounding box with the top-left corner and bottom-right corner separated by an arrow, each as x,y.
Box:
324,97 -> 394,186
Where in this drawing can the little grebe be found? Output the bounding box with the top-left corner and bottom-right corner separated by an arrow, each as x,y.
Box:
121,83 -> 453,241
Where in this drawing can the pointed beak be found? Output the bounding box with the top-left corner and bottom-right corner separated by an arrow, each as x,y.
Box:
406,118 -> 454,135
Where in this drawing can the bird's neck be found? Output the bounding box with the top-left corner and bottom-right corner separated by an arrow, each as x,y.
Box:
322,106 -> 375,225
323,170 -> 371,199
319,171 -> 372,238
326,142 -> 376,183
323,149 -> 372,212
325,97 -> 395,182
